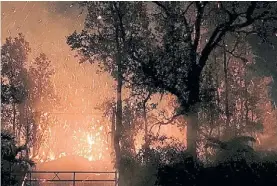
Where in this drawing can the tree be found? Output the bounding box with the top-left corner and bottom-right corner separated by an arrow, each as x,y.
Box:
1,33 -> 30,137
67,2 -> 150,174
124,2 -> 277,158
27,53 -> 58,157
68,2 -> 277,159
1,131 -> 34,185
1,35 -> 59,161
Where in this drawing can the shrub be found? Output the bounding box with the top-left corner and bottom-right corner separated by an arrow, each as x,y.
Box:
1,131 -> 35,185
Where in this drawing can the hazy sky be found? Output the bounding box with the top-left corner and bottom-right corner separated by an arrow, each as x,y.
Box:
2,1 -> 115,114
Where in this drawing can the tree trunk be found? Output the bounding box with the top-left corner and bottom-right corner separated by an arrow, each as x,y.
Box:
143,105 -> 149,149
115,67 -> 123,186
223,42 -> 232,139
214,54 -> 221,138
142,92 -> 151,150
25,112 -> 30,158
114,24 -> 123,184
12,102 -> 16,137
18,101 -> 26,144
32,111 -> 40,158
111,106 -> 116,156
186,111 -> 198,159
244,73 -> 249,136
185,60 -> 201,159
115,74 -> 122,168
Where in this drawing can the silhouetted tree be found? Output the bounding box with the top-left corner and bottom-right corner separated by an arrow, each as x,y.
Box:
67,3 -> 150,181
68,2 -> 277,160
27,53 -> 58,158
125,2 -> 277,158
1,131 -> 35,185
1,33 -> 30,137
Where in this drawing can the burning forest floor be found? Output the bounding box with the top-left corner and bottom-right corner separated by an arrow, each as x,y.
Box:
35,155 -> 114,171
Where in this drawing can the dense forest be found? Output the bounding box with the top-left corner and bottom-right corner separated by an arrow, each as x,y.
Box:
1,2 -> 277,186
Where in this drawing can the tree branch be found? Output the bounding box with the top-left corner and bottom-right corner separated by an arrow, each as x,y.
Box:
153,1 -> 170,16
217,43 -> 249,63
198,2 -> 259,71
192,2 -> 206,52
149,112 -> 182,133
181,2 -> 194,16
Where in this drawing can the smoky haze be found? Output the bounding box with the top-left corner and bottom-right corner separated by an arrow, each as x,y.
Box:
1,1 -> 116,163
2,1 -> 115,114
1,2 -> 185,165
249,35 -> 277,104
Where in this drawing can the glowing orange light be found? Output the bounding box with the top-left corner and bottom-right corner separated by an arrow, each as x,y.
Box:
49,151 -> 55,160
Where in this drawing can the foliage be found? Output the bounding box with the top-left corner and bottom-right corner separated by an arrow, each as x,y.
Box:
206,135 -> 258,163
1,34 -> 59,161
68,1 -> 277,158
1,33 -> 30,105
66,3 -> 277,181
1,131 -> 35,185
67,2 -> 149,80
119,145 -> 191,186
125,2 -> 277,111
27,53 -> 59,157
155,149 -> 277,186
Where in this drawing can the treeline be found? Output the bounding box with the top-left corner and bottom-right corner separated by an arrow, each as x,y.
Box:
66,2 -> 277,185
1,34 -> 59,184
1,34 -> 59,158
2,1 -> 277,186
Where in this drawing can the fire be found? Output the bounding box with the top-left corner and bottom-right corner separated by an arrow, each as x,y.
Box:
88,156 -> 93,161
33,114 -> 185,165
49,151 -> 55,161
58,152 -> 66,158
33,95 -> 185,165
35,117 -> 113,163
87,134 -> 95,145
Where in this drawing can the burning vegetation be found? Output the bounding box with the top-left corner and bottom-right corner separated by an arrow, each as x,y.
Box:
1,1 -> 277,186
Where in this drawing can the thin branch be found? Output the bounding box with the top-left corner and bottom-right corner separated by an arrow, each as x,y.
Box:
149,112 -> 182,133
181,2 -> 194,33
198,2 -> 258,70
217,35 -> 250,63
142,91 -> 152,106
219,45 -> 249,63
153,1 -> 170,16
181,2 -> 194,16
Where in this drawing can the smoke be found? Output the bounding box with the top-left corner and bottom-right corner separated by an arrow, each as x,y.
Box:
248,35 -> 277,104
2,1 -> 115,114
2,2 -> 115,162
